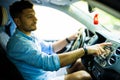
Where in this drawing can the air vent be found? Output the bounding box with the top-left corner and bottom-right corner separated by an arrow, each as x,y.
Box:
116,47 -> 120,55
109,56 -> 116,65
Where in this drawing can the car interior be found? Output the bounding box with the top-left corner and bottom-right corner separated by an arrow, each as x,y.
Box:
0,0 -> 120,80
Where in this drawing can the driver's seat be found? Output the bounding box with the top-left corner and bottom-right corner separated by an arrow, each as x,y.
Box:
0,6 -> 24,80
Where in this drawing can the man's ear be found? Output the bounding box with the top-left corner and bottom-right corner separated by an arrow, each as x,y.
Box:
14,18 -> 21,26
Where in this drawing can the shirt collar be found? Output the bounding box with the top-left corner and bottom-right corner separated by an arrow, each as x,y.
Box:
15,29 -> 35,42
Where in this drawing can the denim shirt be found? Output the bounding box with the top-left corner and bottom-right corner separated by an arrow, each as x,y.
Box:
6,29 -> 60,80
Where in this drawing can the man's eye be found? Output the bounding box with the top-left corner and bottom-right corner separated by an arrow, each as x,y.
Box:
27,16 -> 32,18
26,14 -> 34,18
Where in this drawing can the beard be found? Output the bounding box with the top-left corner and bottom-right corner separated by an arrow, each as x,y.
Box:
31,22 -> 37,30
31,24 -> 37,31
26,22 -> 37,31
21,25 -> 37,32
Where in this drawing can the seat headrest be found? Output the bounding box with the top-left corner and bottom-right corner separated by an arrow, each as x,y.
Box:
0,6 -> 8,26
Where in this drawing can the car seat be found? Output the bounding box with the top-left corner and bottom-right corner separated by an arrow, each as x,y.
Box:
0,6 -> 24,80
0,5 -> 10,50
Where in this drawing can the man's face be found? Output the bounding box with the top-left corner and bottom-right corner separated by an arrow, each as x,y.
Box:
16,8 -> 37,34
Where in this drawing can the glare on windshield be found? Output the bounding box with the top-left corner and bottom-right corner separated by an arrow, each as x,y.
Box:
72,1 -> 120,35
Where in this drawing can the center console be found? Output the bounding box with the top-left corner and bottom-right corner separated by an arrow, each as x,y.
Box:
83,39 -> 120,80
95,39 -> 120,73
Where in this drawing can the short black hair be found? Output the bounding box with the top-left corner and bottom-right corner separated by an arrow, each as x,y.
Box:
9,0 -> 33,19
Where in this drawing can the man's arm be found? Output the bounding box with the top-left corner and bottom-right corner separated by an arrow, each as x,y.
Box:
52,38 -> 69,53
58,42 -> 112,67
52,33 -> 78,53
59,48 -> 85,67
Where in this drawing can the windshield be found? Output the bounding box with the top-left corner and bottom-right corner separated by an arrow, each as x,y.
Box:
72,1 -> 120,35
33,5 -> 83,40
93,8 -> 120,35
33,0 -> 120,40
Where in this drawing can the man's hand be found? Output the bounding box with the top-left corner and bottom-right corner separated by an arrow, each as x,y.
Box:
67,27 -> 85,41
86,42 -> 112,56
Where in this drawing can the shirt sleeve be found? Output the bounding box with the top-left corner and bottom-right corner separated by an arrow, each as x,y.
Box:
7,39 -> 60,71
38,40 -> 56,55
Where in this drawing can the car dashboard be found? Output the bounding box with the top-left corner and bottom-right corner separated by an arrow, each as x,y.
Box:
83,30 -> 120,80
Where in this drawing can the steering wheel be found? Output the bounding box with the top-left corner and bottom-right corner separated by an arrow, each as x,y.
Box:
67,27 -> 96,67
68,28 -> 86,51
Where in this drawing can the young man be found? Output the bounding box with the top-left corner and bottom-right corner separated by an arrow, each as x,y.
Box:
7,0 -> 111,80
